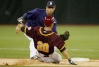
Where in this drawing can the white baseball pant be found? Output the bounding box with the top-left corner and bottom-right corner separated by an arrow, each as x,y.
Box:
37,51 -> 62,63
24,33 -> 37,58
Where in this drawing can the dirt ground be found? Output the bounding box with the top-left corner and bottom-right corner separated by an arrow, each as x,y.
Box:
0,59 -> 99,67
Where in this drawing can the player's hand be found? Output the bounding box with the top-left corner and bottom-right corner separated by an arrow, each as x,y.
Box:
16,24 -> 20,34
68,59 -> 77,65
17,17 -> 23,24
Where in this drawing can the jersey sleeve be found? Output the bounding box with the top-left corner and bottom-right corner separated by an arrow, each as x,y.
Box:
22,8 -> 39,20
52,18 -> 57,33
53,36 -> 66,51
25,27 -> 36,38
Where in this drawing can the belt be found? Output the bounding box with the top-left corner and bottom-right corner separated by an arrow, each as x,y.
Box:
44,55 -> 49,57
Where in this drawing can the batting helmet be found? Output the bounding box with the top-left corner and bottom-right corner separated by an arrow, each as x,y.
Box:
44,16 -> 54,27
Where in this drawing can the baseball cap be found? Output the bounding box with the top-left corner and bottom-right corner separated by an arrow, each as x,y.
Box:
44,16 -> 54,27
47,1 -> 56,8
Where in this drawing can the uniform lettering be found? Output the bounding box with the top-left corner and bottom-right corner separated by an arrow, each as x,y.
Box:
37,41 -> 49,53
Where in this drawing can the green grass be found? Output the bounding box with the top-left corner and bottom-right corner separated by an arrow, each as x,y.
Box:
0,25 -> 29,58
0,25 -> 99,60
57,25 -> 99,59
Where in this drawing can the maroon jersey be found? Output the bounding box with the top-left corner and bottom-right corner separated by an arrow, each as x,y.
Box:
25,26 -> 65,55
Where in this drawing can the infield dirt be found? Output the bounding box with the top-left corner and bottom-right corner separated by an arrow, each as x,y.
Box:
0,59 -> 99,67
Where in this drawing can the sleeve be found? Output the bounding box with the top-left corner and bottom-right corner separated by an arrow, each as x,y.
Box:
22,8 -> 39,20
53,36 -> 66,52
52,18 -> 57,33
26,27 -> 36,38
21,26 -> 36,38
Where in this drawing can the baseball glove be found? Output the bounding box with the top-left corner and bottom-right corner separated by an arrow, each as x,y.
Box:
60,31 -> 70,41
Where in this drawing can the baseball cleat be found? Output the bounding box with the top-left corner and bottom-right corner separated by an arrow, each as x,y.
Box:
30,55 -> 39,59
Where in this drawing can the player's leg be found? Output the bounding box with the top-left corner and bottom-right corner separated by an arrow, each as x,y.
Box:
37,51 -> 62,63
24,33 -> 38,59
50,51 -> 62,63
54,46 -> 58,51
29,39 -> 38,59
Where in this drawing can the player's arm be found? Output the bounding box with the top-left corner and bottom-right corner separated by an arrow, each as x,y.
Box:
16,8 -> 38,34
17,8 -> 39,24
17,13 -> 29,25
60,46 -> 77,65
16,12 -> 30,34
52,18 -> 57,33
15,18 -> 26,34
16,23 -> 29,35
16,16 -> 26,34
56,37 -> 76,65
52,22 -> 57,33
17,23 -> 27,33
16,23 -> 24,34
16,23 -> 35,38
16,11 -> 32,34
20,26 -> 26,33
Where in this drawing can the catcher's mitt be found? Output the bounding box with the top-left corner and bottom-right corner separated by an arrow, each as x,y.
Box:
60,31 -> 70,41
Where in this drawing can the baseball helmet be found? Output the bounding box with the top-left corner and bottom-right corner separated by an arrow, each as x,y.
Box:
44,16 -> 54,27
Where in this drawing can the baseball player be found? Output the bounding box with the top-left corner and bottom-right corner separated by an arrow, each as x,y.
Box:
16,1 -> 69,59
16,1 -> 57,59
17,16 -> 76,65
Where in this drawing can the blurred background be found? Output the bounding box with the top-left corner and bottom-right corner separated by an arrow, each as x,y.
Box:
0,0 -> 99,59
0,0 -> 99,25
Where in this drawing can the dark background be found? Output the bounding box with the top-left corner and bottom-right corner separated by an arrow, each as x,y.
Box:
0,0 -> 99,24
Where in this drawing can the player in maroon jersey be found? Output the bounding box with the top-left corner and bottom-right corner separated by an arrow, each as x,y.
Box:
18,16 -> 76,65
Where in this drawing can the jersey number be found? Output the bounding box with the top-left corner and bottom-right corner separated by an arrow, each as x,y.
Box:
37,41 -> 49,53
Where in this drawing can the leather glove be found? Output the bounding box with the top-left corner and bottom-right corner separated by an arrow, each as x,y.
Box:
60,31 -> 70,41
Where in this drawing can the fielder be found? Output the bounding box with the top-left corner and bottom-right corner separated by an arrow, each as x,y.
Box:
16,1 -> 69,59
17,16 -> 77,65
